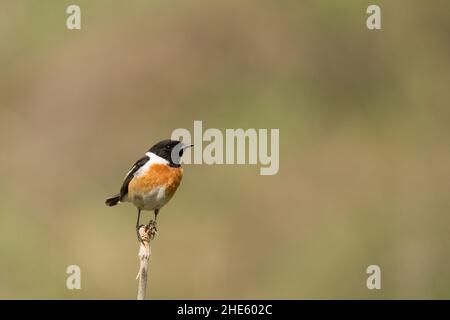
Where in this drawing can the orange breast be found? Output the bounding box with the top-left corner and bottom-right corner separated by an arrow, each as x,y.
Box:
128,164 -> 184,199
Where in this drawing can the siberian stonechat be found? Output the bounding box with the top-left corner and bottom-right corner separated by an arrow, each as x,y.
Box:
105,139 -> 192,241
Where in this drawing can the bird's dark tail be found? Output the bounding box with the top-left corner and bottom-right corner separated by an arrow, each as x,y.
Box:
105,194 -> 120,207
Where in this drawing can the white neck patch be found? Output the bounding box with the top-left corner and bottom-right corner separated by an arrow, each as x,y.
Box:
145,152 -> 169,165
132,152 -> 169,178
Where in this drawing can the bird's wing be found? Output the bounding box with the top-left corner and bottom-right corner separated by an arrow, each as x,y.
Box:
119,155 -> 150,201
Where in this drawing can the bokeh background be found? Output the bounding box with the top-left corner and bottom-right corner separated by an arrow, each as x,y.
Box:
1,0 -> 449,299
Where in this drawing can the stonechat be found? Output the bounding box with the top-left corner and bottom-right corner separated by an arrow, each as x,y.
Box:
105,139 -> 192,241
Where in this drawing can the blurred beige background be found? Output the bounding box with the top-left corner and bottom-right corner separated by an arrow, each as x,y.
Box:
0,0 -> 449,299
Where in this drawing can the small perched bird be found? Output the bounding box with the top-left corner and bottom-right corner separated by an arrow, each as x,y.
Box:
105,139 -> 192,242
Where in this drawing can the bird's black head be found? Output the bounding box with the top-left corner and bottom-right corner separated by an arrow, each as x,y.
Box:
149,139 -> 192,167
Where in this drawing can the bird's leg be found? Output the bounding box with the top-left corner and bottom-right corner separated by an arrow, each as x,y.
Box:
135,209 -> 144,243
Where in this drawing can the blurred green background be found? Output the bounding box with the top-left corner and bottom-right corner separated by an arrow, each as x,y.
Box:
0,0 -> 449,299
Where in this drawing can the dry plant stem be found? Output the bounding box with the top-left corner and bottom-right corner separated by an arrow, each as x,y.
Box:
136,222 -> 157,300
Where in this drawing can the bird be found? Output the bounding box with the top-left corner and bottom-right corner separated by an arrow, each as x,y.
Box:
105,139 -> 192,242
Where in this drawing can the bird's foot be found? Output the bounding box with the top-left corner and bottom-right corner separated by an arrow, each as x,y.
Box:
145,220 -> 158,240
136,221 -> 158,244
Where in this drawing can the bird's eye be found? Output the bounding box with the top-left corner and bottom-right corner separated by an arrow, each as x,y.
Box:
166,145 -> 171,149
